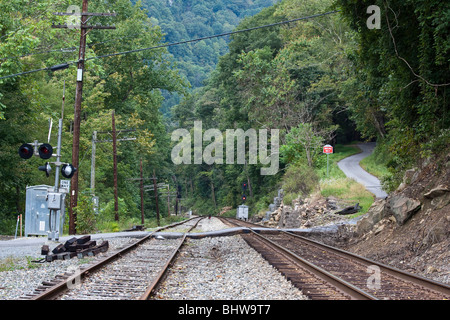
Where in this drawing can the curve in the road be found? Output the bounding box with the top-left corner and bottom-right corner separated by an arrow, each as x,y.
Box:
337,142 -> 388,199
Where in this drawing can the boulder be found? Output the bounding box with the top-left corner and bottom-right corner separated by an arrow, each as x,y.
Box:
424,185 -> 449,199
336,203 -> 361,215
387,195 -> 421,225
356,199 -> 387,235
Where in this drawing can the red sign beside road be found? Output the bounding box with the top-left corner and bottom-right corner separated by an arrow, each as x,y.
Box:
323,144 -> 333,154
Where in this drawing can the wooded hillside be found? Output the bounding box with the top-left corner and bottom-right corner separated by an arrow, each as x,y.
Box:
0,0 -> 448,234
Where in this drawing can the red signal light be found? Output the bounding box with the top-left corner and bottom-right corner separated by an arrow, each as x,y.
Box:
19,144 -> 34,159
38,144 -> 53,159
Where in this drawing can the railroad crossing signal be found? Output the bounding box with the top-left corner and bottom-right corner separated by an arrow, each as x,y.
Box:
18,144 -> 34,159
18,140 -> 77,178
61,164 -> 77,179
38,162 -> 52,177
38,143 -> 53,159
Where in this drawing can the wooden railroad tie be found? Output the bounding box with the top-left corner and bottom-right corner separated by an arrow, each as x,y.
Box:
42,235 -> 109,262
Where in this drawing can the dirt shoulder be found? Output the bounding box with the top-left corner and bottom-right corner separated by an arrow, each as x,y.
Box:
341,152 -> 450,284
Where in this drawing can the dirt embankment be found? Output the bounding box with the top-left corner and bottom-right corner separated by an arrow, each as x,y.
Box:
259,152 -> 450,284
342,152 -> 450,284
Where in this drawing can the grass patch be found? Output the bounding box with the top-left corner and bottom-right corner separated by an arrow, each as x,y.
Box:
318,143 -> 375,216
320,178 -> 374,215
0,256 -> 41,272
360,152 -> 390,178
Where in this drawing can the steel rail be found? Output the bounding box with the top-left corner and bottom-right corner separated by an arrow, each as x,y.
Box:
29,217 -> 202,300
281,230 -> 450,298
244,230 -> 377,300
221,217 -> 450,299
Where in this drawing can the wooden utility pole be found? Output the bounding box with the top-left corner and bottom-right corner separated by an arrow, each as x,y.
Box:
53,1 -> 116,234
139,159 -> 145,224
167,184 -> 170,217
69,0 -> 88,235
152,170 -> 160,226
112,111 -> 119,221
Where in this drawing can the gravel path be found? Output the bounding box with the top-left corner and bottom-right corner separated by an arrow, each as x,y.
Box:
337,142 -> 388,198
153,218 -> 308,300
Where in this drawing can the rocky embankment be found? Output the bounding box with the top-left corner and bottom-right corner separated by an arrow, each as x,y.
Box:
345,154 -> 450,284
262,194 -> 349,229
258,153 -> 450,285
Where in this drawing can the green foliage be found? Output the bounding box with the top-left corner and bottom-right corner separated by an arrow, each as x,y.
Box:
73,192 -> 97,235
0,0 -> 186,234
282,163 -> 319,205
336,0 -> 450,181
281,123 -> 337,167
137,0 -> 280,114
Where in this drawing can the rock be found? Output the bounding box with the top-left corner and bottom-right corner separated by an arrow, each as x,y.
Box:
431,192 -> 450,209
336,203 -> 361,215
404,168 -> 419,184
356,199 -> 387,235
326,197 -> 339,210
397,168 -> 420,191
424,185 -> 449,199
426,266 -> 439,274
387,195 -> 421,225
374,224 -> 385,235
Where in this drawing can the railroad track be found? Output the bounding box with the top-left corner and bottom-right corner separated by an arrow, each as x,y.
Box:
23,217 -> 204,300
220,217 -> 450,300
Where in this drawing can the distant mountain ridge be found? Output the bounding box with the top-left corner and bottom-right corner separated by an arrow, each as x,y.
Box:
133,0 -> 280,113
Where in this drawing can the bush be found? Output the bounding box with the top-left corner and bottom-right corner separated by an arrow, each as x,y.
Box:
282,163 -> 319,205
73,193 -> 97,234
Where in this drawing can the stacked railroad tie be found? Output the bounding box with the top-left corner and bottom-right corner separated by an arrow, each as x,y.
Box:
41,235 -> 109,262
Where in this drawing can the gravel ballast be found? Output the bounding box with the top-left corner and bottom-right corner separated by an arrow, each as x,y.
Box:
153,218 -> 308,300
154,235 -> 308,300
0,217 -> 308,300
0,237 -> 138,300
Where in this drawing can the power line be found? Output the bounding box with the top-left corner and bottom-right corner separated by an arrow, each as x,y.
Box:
0,10 -> 339,81
0,32 -> 146,62
86,10 -> 339,62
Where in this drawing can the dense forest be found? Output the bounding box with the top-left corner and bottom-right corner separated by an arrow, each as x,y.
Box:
0,0 -> 448,234
136,0 -> 280,113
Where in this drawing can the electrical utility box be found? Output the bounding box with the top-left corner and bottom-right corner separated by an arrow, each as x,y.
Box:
236,205 -> 249,221
25,185 -> 66,237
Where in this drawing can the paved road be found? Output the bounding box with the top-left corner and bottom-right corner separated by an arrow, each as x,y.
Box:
337,142 -> 388,199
